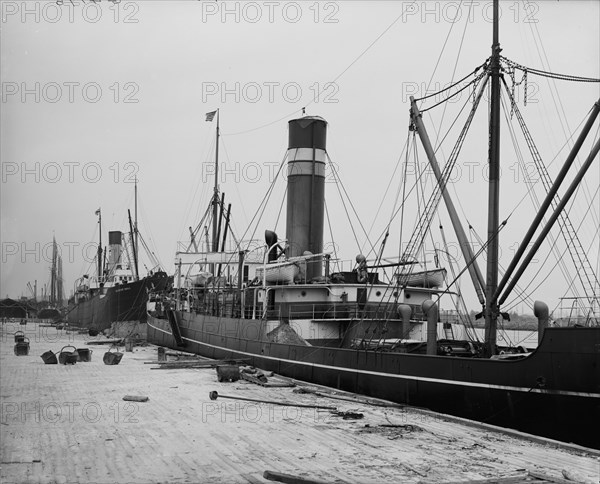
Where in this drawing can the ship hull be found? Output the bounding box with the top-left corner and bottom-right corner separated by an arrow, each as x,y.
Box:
67,273 -> 170,331
147,311 -> 600,450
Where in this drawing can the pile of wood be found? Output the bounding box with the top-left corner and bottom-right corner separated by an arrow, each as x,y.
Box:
148,357 -> 249,370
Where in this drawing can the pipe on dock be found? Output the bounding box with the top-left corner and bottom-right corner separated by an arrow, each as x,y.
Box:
533,301 -> 549,345
209,391 -> 336,410
422,300 -> 438,355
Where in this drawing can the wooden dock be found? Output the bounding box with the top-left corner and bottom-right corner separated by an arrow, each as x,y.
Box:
1,321 -> 599,483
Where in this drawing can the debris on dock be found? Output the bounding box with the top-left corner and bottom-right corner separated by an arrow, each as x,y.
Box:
123,395 -> 149,402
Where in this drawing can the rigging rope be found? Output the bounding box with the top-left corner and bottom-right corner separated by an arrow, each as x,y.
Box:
327,154 -> 379,260
419,70 -> 489,113
415,61 -> 489,103
501,56 -> 600,83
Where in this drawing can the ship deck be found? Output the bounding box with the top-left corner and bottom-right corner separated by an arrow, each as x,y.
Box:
2,321 -> 599,484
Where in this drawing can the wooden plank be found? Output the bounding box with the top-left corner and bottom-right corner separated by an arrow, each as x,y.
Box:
148,359 -> 250,370
528,470 -> 593,483
438,473 -> 531,483
149,358 -> 249,365
164,350 -> 204,358
86,339 -> 123,345
263,470 -> 335,484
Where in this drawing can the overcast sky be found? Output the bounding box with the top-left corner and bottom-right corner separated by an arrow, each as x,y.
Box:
2,0 -> 599,313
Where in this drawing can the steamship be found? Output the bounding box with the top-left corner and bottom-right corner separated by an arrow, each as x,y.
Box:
67,209 -> 170,333
147,4 -> 600,450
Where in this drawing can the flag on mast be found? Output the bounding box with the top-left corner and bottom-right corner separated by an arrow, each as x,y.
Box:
205,110 -> 217,122
95,209 -> 101,216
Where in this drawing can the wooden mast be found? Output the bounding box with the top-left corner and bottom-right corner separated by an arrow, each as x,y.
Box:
484,0 -> 502,356
50,236 -> 57,305
211,109 -> 220,253
128,209 -> 139,281
97,209 -> 103,282
134,177 -> 139,280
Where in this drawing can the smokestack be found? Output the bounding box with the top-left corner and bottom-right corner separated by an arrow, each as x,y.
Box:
108,231 -> 123,272
285,116 -> 328,281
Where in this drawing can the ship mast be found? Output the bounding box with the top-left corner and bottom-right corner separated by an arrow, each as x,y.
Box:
211,109 -> 220,253
128,209 -> 139,281
484,0 -> 501,356
97,208 -> 103,282
134,177 -> 139,279
50,236 -> 57,305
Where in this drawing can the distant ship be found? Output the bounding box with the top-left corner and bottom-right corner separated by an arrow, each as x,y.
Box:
67,194 -> 171,333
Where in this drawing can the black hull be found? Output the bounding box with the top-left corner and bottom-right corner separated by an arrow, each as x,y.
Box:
147,312 -> 600,450
67,273 -> 170,331
37,308 -> 61,320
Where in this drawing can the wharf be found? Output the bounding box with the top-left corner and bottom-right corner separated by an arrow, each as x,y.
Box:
1,321 -> 599,484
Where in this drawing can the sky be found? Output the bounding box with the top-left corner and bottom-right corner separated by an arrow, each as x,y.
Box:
1,0 -> 599,315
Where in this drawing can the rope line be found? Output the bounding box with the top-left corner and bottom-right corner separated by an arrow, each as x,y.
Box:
501,56 -> 600,83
